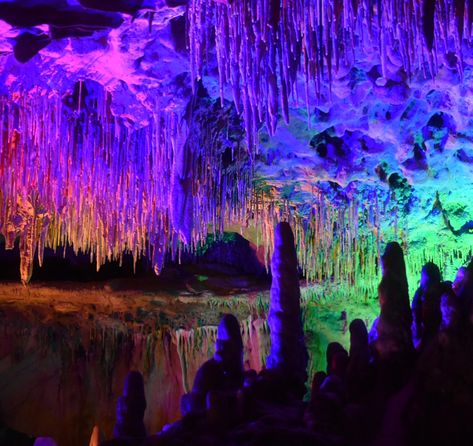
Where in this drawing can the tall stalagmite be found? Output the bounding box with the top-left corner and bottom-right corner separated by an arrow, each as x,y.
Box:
266,222 -> 308,390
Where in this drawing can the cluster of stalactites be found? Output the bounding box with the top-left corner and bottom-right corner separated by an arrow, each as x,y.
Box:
249,187 -> 473,300
0,89 -> 250,283
188,0 -> 471,150
248,189 -> 385,292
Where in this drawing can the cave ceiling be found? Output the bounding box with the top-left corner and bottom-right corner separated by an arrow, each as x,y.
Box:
0,0 -> 473,289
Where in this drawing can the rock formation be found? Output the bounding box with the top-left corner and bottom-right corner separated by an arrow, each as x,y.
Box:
266,222 -> 308,392
113,371 -> 147,439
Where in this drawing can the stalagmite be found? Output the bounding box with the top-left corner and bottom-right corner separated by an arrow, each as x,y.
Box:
266,221 -> 308,391
113,371 -> 147,439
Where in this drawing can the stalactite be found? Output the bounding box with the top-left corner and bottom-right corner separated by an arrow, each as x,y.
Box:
266,222 -> 308,390
1,4 -> 470,295
247,181 -> 472,303
189,0 -> 468,149
0,83 -> 250,281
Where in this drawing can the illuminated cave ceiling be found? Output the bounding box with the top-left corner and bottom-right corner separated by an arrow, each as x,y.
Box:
0,0 -> 473,289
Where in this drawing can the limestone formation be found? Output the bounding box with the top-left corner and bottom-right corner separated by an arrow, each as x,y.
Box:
113,371 -> 147,439
266,222 -> 308,390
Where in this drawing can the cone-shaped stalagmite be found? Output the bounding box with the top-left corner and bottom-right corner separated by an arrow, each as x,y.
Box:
266,222 -> 308,390
113,371 -> 147,440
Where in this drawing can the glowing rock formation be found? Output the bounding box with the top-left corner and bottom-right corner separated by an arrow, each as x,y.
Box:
0,83 -> 249,283
266,222 -> 308,389
189,0 -> 473,150
0,0 -> 473,291
113,371 -> 147,439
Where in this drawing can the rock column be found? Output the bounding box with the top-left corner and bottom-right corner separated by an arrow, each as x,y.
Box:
266,222 -> 308,391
